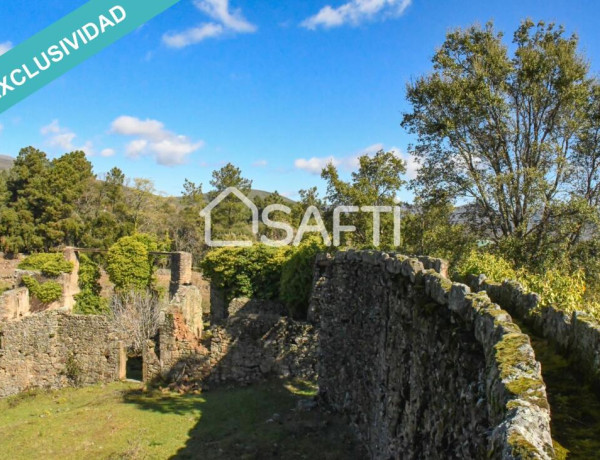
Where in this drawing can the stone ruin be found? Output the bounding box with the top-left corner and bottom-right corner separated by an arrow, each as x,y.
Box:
0,250 -> 204,397
0,247 -> 80,321
0,249 -> 562,459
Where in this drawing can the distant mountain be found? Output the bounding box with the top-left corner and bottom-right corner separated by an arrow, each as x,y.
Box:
0,155 -> 14,171
247,189 -> 295,204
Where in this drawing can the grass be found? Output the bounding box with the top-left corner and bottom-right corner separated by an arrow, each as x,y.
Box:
0,379 -> 363,460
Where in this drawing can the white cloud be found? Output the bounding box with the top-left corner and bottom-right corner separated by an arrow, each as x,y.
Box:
111,115 -> 204,166
163,23 -> 224,48
163,0 -> 256,48
252,159 -> 268,167
111,116 -> 166,140
302,0 -> 411,30
0,41 -> 12,56
100,148 -> 116,157
193,0 -> 256,33
294,156 -> 340,175
294,143 -> 420,178
40,120 -> 94,156
0,123 -> 3,135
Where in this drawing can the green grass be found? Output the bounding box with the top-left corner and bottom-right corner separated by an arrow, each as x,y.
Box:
0,380 -> 363,460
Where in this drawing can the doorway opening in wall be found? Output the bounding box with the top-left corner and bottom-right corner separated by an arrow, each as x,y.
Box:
126,356 -> 143,381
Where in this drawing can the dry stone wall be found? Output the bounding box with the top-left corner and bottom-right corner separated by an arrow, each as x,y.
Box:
312,251 -> 554,460
144,292 -> 317,386
471,275 -> 600,390
0,312 -> 126,397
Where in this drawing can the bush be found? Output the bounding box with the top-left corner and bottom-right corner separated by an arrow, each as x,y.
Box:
454,250 -> 600,319
18,253 -> 74,277
201,245 -> 291,302
106,234 -> 158,291
280,238 -> 327,318
74,254 -> 108,315
21,276 -> 63,304
521,269 -> 590,317
453,250 -> 517,283
110,289 -> 165,355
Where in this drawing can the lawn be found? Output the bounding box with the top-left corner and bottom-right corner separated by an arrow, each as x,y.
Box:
0,380 -> 364,459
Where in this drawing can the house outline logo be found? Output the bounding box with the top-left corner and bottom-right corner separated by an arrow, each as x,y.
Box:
200,187 -> 259,247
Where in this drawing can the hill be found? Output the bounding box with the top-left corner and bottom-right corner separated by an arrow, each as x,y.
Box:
248,189 -> 295,204
0,155 -> 14,171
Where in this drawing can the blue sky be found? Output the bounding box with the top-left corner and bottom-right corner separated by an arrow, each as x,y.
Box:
0,0 -> 599,200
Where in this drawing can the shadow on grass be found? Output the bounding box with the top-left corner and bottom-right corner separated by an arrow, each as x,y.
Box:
122,379 -> 365,460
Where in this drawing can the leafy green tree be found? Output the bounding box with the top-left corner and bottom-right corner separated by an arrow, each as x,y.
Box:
321,150 -> 406,248
401,193 -> 476,264
402,20 -> 600,268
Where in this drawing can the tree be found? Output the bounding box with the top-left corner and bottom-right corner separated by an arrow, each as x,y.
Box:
0,147 -> 49,252
255,191 -> 293,242
402,20 -> 600,268
0,148 -> 94,252
401,193 -> 476,264
207,163 -> 254,241
38,151 -> 94,247
173,179 -> 206,261
321,150 -> 406,248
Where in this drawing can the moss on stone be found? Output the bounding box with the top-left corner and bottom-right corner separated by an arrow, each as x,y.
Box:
552,439 -> 569,460
508,432 -> 539,459
495,333 -> 531,380
505,377 -> 544,397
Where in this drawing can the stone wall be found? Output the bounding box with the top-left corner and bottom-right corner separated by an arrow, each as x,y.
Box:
204,313 -> 317,384
144,292 -> 317,386
169,252 -> 193,297
313,251 -> 554,460
0,311 -> 126,397
143,285 -> 206,382
471,275 -> 600,389
1,247 -> 81,320
0,288 -> 29,322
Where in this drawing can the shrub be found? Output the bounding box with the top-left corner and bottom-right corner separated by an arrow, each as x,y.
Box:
106,234 -> 158,291
74,254 -> 108,315
18,253 -> 74,277
280,237 -> 327,318
520,269 -> 590,316
21,276 -> 63,304
454,250 -> 600,320
201,245 -> 290,302
453,250 -> 517,283
110,289 -> 165,355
